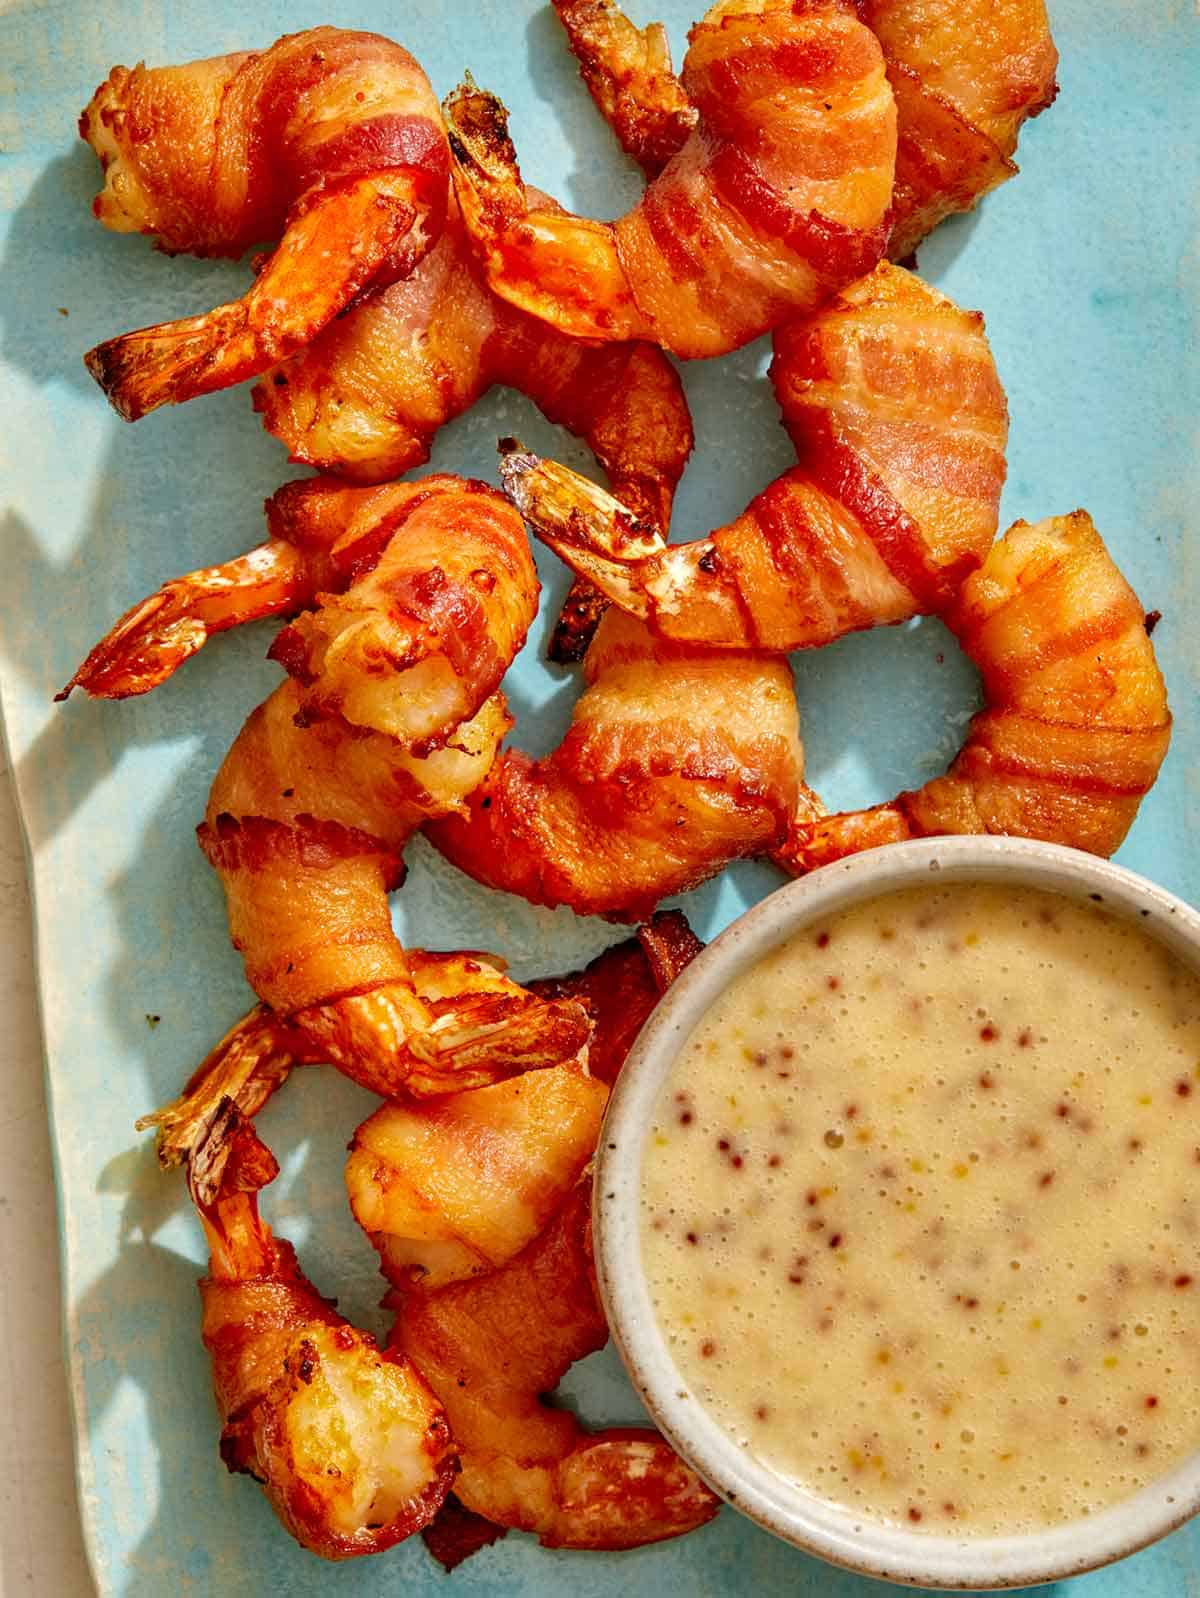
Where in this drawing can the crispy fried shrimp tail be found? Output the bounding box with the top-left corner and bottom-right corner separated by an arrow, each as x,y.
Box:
776,512 -> 1172,872
552,0 -> 698,176
391,1182 -> 719,1549
426,607 -> 803,921
81,28 -> 450,418
188,1102 -> 457,1560
446,1 -> 896,357
504,263 -> 1008,651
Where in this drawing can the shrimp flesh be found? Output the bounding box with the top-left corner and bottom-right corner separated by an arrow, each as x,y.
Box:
425,605 -> 807,921
186,1100 -> 456,1560
502,262 -> 1008,651
81,28 -> 449,419
391,1180 -> 720,1549
444,0 -> 896,358
551,0 -> 1057,259
775,512 -> 1172,871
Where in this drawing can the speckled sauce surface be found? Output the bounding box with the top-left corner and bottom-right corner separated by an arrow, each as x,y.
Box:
642,884 -> 1200,1536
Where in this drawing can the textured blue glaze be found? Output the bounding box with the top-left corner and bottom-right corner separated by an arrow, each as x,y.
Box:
0,0 -> 1196,1593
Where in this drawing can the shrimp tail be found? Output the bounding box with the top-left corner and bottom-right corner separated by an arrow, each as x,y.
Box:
84,173 -> 425,420
551,0 -> 696,177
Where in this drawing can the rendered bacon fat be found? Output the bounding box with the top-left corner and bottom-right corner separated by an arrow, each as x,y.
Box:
426,606 -> 805,920
81,28 -> 449,418
445,0 -> 896,358
776,512 -> 1172,870
394,1182 -> 719,1550
552,0 -> 1057,258
504,262 -> 1008,651
190,1103 -> 456,1560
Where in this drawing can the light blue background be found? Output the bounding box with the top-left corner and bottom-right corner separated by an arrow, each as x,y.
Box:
0,0 -> 1196,1592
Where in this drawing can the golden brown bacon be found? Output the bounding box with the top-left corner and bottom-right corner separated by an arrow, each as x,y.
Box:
505,263 -> 1008,651
445,1 -> 896,358
425,607 -> 805,920
81,28 -> 449,419
190,1104 -> 457,1560
392,1181 -> 720,1549
776,512 -> 1172,871
551,0 -> 1057,259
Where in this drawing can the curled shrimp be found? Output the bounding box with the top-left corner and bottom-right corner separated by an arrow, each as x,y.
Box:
185,1100 -> 456,1560
425,606 -> 808,921
551,0 -> 1056,260
91,474 -> 588,1095
391,1180 -> 720,1550
502,261 -> 1008,651
444,0 -> 896,358
60,473 -> 537,733
81,28 -> 449,419
775,512 -> 1172,871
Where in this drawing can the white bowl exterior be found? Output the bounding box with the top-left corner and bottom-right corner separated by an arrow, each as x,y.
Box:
595,838 -> 1200,1589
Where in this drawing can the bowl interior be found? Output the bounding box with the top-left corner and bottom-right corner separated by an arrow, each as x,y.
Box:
594,837 -> 1200,1589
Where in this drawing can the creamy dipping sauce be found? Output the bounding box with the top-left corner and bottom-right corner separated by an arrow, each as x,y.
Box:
640,883 -> 1200,1535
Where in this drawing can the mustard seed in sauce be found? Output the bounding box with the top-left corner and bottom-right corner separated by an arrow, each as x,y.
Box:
639,882 -> 1200,1536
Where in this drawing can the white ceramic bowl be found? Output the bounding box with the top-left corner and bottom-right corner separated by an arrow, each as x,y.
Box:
594,837 -> 1200,1590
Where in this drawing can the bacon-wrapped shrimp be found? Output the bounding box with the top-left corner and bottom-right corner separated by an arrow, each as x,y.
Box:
81,28 -> 449,420
551,0 -> 1056,260
503,262 -> 1008,652
60,472 -> 536,723
425,606 -> 807,921
776,512 -> 1172,872
186,1101 -> 456,1560
100,474 -> 587,1095
392,1180 -> 719,1550
445,0 -> 896,359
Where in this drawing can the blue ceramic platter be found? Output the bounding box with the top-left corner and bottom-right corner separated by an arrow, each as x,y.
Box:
1,1 -> 1197,1592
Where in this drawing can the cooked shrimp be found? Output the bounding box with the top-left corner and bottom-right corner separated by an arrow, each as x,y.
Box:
551,0 -> 1056,259
81,28 -> 449,419
863,0 -> 1058,258
252,196 -> 692,519
775,512 -> 1172,872
61,474 -> 537,732
503,262 -> 1008,651
186,1100 -> 456,1560
351,914 -> 703,1291
445,0 -> 896,358
391,1181 -> 720,1549
425,606 -> 806,921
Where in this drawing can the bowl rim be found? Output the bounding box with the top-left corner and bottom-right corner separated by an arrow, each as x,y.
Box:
593,836 -> 1200,1589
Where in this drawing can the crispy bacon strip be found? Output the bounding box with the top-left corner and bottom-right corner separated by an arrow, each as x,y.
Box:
504,263 -> 1008,651
425,606 -> 804,920
445,1 -> 896,357
81,28 -> 449,417
775,512 -> 1172,870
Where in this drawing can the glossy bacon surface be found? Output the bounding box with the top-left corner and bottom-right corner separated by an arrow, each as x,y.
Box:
777,512 -> 1172,870
506,263 -> 1008,650
392,1182 -> 719,1549
191,1106 -> 457,1560
425,607 -> 804,920
446,0 -> 896,357
81,28 -> 449,418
